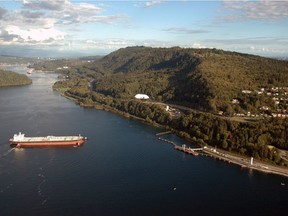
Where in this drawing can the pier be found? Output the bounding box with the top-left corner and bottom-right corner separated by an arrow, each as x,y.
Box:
174,145 -> 203,156
156,132 -> 288,178
157,132 -> 202,156
156,131 -> 173,136
157,136 -> 177,146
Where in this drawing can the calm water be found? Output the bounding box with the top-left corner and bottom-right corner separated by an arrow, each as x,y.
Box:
0,66 -> 287,216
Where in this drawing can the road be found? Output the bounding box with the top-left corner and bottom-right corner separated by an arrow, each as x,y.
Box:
203,147 -> 288,178
149,100 -> 288,177
145,100 -> 251,122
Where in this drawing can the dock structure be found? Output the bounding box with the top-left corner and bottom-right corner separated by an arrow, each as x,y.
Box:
174,145 -> 202,156
156,133 -> 288,178
157,136 -> 177,146
156,132 -> 202,156
156,131 -> 173,136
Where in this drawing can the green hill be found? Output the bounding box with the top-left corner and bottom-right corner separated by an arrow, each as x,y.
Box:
76,46 -> 287,112
0,70 -> 32,87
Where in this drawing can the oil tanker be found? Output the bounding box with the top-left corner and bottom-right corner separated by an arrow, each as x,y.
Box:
9,132 -> 87,148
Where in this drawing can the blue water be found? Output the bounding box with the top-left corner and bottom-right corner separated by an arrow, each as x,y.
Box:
0,66 -> 287,216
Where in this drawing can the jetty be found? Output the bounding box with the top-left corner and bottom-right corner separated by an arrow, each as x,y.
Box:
157,133 -> 201,156
157,136 -> 177,146
174,145 -> 203,156
157,131 -> 202,156
156,131 -> 173,136
156,132 -> 288,178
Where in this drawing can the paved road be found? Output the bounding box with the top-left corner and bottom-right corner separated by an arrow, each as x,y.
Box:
148,100 -> 288,177
203,147 -> 288,177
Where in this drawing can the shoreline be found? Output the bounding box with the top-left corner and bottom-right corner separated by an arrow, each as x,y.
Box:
11,65 -> 288,179
156,130 -> 288,178
201,147 -> 288,178
55,88 -> 288,178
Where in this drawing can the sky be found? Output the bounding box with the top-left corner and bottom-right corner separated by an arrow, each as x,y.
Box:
0,0 -> 287,57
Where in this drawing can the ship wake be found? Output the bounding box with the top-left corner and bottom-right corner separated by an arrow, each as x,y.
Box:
0,147 -> 15,159
37,155 -> 55,205
37,173 -> 48,205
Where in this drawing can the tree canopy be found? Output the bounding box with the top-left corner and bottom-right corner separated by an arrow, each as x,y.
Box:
0,70 -> 32,87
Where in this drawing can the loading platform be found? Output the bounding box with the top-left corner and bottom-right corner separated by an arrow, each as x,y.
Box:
157,131 -> 203,156
174,145 -> 203,156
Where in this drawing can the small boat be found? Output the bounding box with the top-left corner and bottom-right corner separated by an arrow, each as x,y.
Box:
26,68 -> 33,74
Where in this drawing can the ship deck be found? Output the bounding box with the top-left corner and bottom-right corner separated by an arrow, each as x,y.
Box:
18,136 -> 82,142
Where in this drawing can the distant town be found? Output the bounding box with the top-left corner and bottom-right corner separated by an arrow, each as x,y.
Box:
226,86 -> 288,118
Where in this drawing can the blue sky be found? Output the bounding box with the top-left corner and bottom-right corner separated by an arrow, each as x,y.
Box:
0,0 -> 287,57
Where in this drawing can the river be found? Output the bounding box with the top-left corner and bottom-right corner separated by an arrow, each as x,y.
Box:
0,66 -> 287,216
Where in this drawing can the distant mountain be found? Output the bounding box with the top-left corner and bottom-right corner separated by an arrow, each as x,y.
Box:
275,57 -> 288,61
29,56 -> 104,71
79,46 -> 287,112
78,56 -> 103,61
0,55 -> 38,65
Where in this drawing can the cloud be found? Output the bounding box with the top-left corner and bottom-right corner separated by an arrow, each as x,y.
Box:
220,0 -> 288,21
0,28 -> 17,43
0,0 -> 127,48
163,27 -> 210,34
51,2 -> 105,24
145,0 -> 163,8
134,0 -> 164,8
23,0 -> 69,11
191,43 -> 206,49
201,36 -> 288,56
0,7 -> 7,19
23,0 -> 121,25
86,39 -> 136,50
204,36 -> 288,46
4,25 -> 65,43
84,38 -> 174,51
20,11 -> 45,19
11,12 -> 54,29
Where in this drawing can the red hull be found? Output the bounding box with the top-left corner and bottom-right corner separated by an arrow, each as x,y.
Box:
10,139 -> 85,148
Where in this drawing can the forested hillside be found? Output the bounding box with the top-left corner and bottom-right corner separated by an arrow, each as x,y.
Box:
52,47 -> 288,165
66,46 -> 287,113
0,70 -> 32,87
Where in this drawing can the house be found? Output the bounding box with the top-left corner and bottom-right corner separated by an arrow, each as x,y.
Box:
260,106 -> 270,110
242,90 -> 252,94
231,99 -> 240,104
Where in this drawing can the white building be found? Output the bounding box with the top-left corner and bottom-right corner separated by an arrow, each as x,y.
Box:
135,94 -> 149,99
231,99 -> 240,104
242,90 -> 252,94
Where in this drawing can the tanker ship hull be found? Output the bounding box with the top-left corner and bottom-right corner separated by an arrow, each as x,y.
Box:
9,132 -> 86,148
